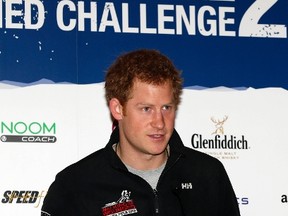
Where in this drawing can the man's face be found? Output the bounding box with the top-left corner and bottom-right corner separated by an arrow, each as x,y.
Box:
118,80 -> 176,158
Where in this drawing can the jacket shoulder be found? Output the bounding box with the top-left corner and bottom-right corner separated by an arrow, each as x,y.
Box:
57,147 -> 108,179
180,146 -> 225,172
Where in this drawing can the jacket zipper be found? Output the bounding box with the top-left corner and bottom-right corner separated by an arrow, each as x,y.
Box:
153,189 -> 160,214
115,150 -> 183,215
153,153 -> 183,215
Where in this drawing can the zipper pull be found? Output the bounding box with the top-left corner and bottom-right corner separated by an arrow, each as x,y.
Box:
153,189 -> 160,214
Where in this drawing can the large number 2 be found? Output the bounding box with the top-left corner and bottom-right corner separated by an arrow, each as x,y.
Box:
239,0 -> 287,38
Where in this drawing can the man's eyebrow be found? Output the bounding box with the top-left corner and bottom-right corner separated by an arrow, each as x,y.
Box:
136,103 -> 153,106
136,102 -> 174,106
164,102 -> 175,105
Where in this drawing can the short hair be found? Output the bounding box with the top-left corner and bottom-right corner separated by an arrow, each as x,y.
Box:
105,49 -> 183,107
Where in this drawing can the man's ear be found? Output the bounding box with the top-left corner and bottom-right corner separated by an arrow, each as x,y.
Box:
109,98 -> 124,121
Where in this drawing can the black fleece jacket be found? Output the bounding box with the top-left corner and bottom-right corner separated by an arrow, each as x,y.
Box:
41,128 -> 240,216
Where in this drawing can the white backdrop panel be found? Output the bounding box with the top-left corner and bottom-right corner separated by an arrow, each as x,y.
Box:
0,84 -> 287,215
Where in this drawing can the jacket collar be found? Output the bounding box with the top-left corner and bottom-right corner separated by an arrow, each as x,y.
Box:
105,126 -> 186,169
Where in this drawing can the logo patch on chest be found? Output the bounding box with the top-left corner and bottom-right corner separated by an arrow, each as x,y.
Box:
102,190 -> 138,216
181,182 -> 193,189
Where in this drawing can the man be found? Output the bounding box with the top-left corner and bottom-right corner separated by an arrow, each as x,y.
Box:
41,49 -> 240,215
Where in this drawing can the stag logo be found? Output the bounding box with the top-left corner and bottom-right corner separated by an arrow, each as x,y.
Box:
211,116 -> 228,135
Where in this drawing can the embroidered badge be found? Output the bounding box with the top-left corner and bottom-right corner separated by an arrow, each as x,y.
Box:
102,190 -> 138,216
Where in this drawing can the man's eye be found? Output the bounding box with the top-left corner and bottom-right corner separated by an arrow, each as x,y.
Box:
142,107 -> 151,112
162,105 -> 172,111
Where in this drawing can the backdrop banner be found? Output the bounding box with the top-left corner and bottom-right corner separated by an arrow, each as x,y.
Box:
0,84 -> 287,215
1,0 -> 287,88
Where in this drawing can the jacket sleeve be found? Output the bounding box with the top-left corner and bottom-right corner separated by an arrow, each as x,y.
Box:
41,174 -> 76,216
217,163 -> 241,216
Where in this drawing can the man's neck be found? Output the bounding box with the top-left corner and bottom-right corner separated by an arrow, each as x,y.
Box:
114,143 -> 168,171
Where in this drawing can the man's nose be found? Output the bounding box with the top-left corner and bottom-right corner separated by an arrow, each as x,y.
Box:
151,111 -> 165,129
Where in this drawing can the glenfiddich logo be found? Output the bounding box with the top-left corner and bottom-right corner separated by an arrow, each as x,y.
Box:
211,116 -> 228,135
191,115 -> 249,159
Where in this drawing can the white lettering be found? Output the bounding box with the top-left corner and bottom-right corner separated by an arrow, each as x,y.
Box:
1,0 -> 45,29
239,0 -> 287,38
176,5 -> 196,35
0,1 -> 285,39
57,0 -> 76,31
198,6 -> 217,36
99,2 -> 120,32
219,7 -> 235,36
158,4 -> 175,35
181,183 -> 193,189
6,0 -> 23,29
21,136 -> 56,143
24,0 -> 45,29
122,3 -> 139,33
140,4 -> 156,34
78,1 -> 97,32
0,0 -> 2,28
